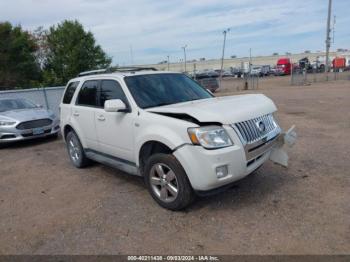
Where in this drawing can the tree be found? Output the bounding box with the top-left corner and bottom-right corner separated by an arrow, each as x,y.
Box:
31,26 -> 49,70
43,20 -> 111,86
0,22 -> 41,90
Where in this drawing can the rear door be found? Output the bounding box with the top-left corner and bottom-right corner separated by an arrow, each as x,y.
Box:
95,79 -> 136,162
60,81 -> 80,129
71,80 -> 99,150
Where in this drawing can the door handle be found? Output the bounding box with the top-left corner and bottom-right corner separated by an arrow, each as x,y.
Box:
97,115 -> 105,121
73,112 -> 79,117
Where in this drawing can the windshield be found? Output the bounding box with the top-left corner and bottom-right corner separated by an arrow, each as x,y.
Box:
0,99 -> 37,112
124,73 -> 213,109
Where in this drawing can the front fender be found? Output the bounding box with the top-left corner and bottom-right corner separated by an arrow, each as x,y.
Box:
134,125 -> 192,166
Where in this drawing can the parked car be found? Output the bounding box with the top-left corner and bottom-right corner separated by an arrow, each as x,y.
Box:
250,66 -> 262,76
214,69 -> 232,77
196,77 -> 219,93
60,68 -> 296,210
0,98 -> 60,144
230,67 -> 243,77
196,69 -> 219,79
260,65 -> 271,76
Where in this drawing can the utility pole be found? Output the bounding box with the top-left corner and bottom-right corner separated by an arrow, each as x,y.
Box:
332,15 -> 336,44
167,55 -> 170,71
219,28 -> 230,87
182,45 -> 187,73
325,0 -> 332,73
249,48 -> 252,75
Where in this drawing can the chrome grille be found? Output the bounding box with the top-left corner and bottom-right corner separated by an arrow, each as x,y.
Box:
16,119 -> 52,130
234,114 -> 278,144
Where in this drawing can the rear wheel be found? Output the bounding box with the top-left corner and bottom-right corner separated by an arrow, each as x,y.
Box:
66,131 -> 90,168
144,153 -> 194,210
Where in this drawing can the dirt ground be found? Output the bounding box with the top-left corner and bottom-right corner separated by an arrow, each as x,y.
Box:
0,76 -> 349,255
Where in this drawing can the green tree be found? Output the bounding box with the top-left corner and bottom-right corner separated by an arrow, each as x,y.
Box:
43,20 -> 112,86
0,22 -> 41,90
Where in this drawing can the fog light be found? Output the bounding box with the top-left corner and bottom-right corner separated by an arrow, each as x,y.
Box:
216,165 -> 228,179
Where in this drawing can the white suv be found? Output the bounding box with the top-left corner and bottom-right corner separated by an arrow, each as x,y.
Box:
60,67 -> 296,210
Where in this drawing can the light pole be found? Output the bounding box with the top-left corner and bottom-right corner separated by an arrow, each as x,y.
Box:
219,28 -> 230,87
182,45 -> 187,73
325,0 -> 332,74
249,47 -> 252,75
167,55 -> 170,71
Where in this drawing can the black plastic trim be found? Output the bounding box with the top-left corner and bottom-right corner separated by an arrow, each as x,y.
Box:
84,148 -> 136,167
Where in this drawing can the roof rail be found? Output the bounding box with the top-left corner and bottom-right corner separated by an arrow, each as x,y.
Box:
78,67 -> 157,77
78,69 -> 108,77
108,66 -> 158,72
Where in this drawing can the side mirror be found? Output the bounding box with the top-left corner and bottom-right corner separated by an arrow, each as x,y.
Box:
104,99 -> 128,112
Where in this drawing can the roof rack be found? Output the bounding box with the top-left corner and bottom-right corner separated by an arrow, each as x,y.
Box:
78,67 -> 158,77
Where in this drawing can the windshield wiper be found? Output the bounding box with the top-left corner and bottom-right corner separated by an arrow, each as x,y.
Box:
144,102 -> 172,109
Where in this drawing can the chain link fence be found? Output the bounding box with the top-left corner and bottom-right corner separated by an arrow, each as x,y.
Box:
0,86 -> 65,116
291,69 -> 350,86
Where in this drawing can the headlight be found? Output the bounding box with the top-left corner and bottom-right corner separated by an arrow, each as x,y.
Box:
188,126 -> 233,149
272,112 -> 280,127
0,121 -> 16,126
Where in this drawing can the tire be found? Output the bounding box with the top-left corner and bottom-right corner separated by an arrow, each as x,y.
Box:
144,153 -> 194,211
66,131 -> 90,168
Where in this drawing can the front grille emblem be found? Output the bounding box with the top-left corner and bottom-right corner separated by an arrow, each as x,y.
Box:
256,120 -> 266,133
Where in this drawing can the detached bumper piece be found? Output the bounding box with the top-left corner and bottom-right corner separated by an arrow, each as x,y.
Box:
269,125 -> 297,167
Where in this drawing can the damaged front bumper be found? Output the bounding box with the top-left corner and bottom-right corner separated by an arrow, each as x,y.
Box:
173,125 -> 297,192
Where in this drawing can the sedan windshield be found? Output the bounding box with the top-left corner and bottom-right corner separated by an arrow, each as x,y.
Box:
124,73 -> 213,109
0,99 -> 37,112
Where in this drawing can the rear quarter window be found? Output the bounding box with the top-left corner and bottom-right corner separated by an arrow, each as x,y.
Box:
63,81 -> 79,104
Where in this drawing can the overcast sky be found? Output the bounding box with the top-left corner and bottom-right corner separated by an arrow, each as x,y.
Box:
1,0 -> 349,65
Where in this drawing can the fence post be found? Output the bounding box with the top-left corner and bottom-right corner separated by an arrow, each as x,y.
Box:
42,87 -> 50,109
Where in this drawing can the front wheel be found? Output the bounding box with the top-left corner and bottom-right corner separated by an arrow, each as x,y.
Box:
144,153 -> 195,211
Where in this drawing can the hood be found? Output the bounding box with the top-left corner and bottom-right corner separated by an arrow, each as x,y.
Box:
0,108 -> 54,122
147,94 -> 277,125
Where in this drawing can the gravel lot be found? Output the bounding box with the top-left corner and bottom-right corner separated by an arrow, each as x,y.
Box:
0,77 -> 349,255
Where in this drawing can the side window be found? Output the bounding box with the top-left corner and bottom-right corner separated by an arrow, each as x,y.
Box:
76,80 -> 99,107
63,81 -> 79,104
99,80 -> 127,107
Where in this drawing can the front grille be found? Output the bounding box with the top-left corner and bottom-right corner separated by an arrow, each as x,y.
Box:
22,129 -> 51,137
16,119 -> 52,130
234,114 -> 277,144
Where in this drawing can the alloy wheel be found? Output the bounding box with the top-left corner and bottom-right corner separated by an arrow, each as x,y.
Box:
150,163 -> 179,203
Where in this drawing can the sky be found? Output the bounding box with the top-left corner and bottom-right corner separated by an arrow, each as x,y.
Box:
0,0 -> 349,65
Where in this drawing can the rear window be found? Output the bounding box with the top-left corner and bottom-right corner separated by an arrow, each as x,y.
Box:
76,80 -> 99,107
63,81 -> 79,104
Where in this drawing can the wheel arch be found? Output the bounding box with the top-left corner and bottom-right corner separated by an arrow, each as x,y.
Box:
63,124 -> 87,148
138,140 -> 173,176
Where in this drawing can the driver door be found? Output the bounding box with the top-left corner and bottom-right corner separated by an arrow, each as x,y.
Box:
95,79 -> 136,163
